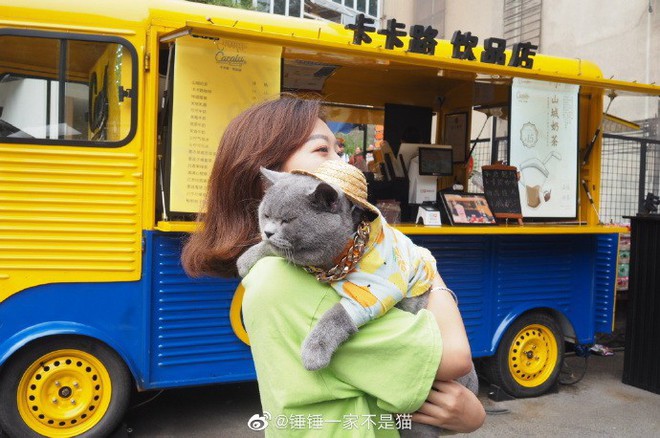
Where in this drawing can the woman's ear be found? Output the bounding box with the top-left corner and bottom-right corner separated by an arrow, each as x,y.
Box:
260,167 -> 285,189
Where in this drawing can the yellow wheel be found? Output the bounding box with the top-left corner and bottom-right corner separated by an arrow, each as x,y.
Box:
484,312 -> 564,398
0,337 -> 131,438
508,323 -> 559,387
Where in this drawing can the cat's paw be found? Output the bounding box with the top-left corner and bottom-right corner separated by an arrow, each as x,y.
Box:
301,337 -> 333,371
300,303 -> 357,371
236,258 -> 250,278
236,252 -> 256,278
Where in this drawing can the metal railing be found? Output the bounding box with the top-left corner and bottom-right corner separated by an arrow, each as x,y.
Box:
466,132 -> 660,224
601,133 -> 660,223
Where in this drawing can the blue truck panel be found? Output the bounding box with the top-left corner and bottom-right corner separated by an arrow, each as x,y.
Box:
411,233 -> 618,356
0,231 -> 256,391
593,234 -> 618,334
410,235 -> 493,356
0,276 -> 147,383
0,231 -> 617,390
147,232 -> 256,388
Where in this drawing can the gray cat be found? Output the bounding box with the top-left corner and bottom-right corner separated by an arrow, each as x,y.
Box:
237,168 -> 371,370
237,169 -> 478,435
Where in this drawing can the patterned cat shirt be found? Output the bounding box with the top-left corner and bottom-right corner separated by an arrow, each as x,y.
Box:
331,215 -> 438,327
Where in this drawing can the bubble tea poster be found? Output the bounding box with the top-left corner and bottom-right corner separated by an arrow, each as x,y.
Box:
509,78 -> 579,219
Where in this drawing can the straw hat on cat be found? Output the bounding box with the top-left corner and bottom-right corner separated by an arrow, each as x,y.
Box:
292,159 -> 381,219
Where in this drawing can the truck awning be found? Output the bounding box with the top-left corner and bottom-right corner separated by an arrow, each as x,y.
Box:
159,20 -> 660,97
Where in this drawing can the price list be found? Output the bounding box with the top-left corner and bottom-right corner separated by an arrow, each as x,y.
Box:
169,36 -> 281,213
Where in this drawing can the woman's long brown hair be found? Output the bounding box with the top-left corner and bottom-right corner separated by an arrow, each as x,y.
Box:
181,95 -> 322,277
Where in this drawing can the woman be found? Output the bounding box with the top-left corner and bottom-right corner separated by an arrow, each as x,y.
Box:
349,146 -> 368,172
182,95 -> 485,436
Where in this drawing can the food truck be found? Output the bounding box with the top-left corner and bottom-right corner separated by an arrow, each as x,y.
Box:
1,0 -> 659,436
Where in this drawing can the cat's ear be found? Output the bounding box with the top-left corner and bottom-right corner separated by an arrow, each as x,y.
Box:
309,182 -> 339,212
351,204 -> 366,226
260,167 -> 285,189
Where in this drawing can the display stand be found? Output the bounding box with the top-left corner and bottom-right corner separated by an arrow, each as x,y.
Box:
416,204 -> 442,225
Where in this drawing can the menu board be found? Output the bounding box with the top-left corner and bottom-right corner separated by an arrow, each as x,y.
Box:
481,165 -> 522,219
170,36 -> 281,214
510,78 -> 578,219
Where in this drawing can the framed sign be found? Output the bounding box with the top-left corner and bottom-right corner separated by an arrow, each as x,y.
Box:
443,112 -> 468,163
509,78 -> 579,219
440,192 -> 497,225
481,164 -> 523,221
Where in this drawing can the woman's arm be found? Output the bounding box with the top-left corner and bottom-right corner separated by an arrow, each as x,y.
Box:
426,275 -> 473,381
415,276 -> 485,433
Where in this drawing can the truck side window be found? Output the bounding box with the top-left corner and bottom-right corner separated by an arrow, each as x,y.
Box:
0,33 -> 134,145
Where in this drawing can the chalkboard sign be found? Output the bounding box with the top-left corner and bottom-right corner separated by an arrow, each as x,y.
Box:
481,164 -> 523,222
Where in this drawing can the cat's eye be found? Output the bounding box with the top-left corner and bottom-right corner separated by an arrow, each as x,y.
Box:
264,214 -> 270,219
281,218 -> 289,224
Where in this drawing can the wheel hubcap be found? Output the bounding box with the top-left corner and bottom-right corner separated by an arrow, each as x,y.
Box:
17,349 -> 112,437
58,386 -> 73,398
508,324 -> 558,388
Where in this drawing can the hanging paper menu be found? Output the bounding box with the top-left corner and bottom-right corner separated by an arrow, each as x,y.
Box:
169,35 -> 281,214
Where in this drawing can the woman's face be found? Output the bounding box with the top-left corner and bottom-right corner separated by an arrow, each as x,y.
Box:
281,118 -> 340,173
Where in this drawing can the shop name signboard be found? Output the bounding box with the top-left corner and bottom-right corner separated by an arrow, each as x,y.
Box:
345,14 -> 538,69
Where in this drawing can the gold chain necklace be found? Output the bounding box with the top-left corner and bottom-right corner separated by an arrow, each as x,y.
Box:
304,220 -> 371,283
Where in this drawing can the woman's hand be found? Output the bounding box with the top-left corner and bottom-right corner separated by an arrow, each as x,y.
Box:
412,380 -> 486,433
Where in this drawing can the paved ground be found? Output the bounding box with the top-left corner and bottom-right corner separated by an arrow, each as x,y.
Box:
123,352 -> 660,437
470,353 -> 660,437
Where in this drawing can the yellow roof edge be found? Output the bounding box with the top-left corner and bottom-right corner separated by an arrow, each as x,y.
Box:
0,18 -> 136,35
181,20 -> 660,96
4,0 -> 658,95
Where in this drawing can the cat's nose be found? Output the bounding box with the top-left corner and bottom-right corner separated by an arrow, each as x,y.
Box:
264,231 -> 274,239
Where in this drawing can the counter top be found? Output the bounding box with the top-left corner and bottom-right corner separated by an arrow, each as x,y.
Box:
156,221 -> 628,235
393,223 -> 627,235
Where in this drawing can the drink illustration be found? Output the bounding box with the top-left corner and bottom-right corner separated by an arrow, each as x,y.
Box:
518,151 -> 561,208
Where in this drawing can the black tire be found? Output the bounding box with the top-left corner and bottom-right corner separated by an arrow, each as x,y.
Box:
0,336 -> 131,438
483,312 -> 564,398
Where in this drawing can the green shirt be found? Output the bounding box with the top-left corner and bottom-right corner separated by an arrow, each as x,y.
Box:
242,257 -> 442,437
